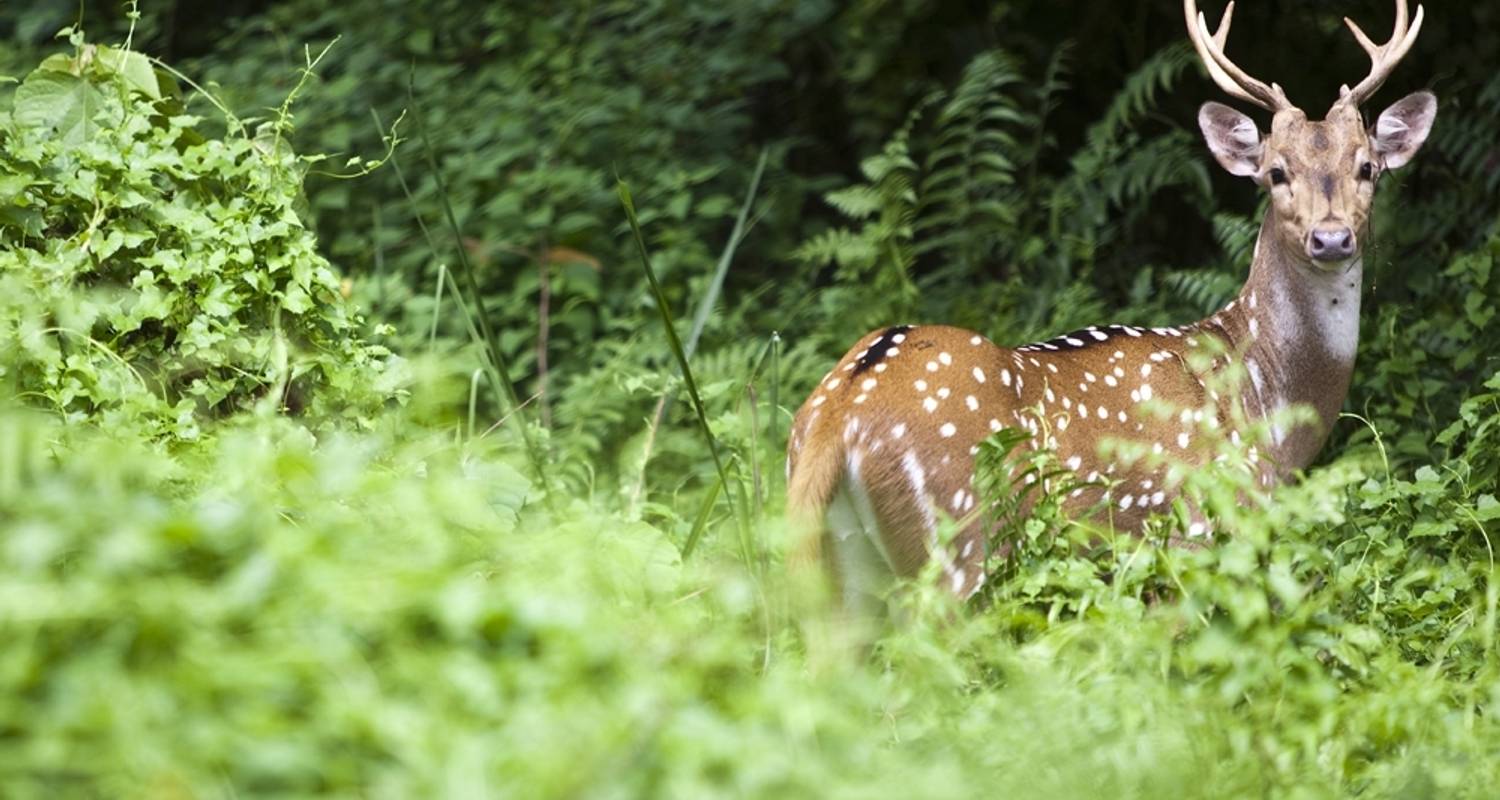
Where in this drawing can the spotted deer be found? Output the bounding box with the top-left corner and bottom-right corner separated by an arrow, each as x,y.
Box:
786,0 -> 1437,606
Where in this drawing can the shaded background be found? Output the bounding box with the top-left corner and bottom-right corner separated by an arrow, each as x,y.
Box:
4,0 -> 1498,487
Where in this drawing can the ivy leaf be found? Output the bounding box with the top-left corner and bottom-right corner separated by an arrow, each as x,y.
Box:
1409,518 -> 1457,538
11,69 -> 106,146
1476,494 -> 1500,522
282,286 -> 312,314
94,45 -> 163,101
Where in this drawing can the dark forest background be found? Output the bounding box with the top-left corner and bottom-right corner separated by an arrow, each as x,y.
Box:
13,1 -> 1496,474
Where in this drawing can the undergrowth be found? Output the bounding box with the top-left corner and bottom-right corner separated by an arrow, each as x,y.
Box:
3,7 -> 1500,798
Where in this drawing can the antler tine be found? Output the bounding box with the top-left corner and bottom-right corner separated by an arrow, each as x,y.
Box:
1336,1 -> 1425,109
1184,1 -> 1293,113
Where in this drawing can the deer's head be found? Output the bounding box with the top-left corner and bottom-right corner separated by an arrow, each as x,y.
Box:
1187,0 -> 1436,268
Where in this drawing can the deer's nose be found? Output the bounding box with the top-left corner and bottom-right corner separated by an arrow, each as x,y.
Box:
1307,226 -> 1356,262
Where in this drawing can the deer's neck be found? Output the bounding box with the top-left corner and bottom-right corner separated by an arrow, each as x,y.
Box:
1215,214 -> 1363,473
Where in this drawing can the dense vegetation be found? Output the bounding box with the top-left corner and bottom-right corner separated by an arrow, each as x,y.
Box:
3,1 -> 1500,796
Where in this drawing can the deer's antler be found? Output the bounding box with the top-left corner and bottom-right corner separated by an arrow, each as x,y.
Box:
1334,0 -> 1425,110
1184,1 -> 1293,113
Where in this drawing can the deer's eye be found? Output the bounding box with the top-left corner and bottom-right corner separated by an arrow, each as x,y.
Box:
1359,162 -> 1375,181
1268,167 -> 1288,186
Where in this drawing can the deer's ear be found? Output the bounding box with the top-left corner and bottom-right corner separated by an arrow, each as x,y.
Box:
1199,102 -> 1263,177
1372,90 -> 1436,170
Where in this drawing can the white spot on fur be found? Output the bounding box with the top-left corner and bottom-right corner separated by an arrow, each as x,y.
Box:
940,422 -> 957,438
900,450 -> 936,532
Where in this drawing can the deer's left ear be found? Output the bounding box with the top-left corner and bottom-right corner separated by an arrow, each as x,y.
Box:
1372,91 -> 1437,170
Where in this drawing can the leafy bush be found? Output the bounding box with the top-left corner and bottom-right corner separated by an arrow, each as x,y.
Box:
4,4 -> 1500,797
0,32 -> 399,438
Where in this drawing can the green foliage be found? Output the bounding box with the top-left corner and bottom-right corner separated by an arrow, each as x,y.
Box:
1348,232 -> 1500,462
184,0 -> 820,421
957,363 -> 1500,795
0,34 -> 399,437
4,2 -> 1500,796
795,104 -> 924,346
792,39 -> 1215,356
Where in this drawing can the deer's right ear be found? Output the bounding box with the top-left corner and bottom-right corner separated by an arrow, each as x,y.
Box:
1198,102 -> 1263,177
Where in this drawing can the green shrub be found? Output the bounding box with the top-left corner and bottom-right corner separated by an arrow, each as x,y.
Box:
0,33 -> 400,438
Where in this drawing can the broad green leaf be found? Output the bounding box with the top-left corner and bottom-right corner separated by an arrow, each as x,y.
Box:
11,69 -> 106,146
94,45 -> 163,101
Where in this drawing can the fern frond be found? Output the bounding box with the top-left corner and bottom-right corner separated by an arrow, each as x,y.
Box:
914,49 -> 1037,272
1161,268 -> 1240,315
1211,211 -> 1259,269
1086,42 -> 1195,151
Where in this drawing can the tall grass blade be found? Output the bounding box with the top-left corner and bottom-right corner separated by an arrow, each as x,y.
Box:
628,154 -> 768,509
684,148 -> 768,359
379,99 -> 554,498
682,475 -> 723,560
619,180 -> 740,557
